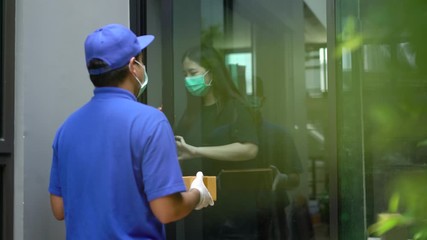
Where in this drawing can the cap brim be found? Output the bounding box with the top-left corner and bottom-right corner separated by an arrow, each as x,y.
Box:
138,35 -> 155,51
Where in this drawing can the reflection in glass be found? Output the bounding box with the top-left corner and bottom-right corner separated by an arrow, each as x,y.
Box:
172,0 -> 329,239
225,52 -> 253,94
175,45 -> 261,239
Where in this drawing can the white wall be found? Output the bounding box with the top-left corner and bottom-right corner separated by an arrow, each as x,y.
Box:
304,0 -> 327,28
14,1 -> 129,239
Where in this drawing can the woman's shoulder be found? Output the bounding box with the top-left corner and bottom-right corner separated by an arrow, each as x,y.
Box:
220,98 -> 255,120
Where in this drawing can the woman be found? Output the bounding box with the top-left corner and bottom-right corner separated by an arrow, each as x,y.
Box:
175,45 -> 259,176
174,45 -> 261,239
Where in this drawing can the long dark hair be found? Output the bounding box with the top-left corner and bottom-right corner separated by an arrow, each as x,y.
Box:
176,45 -> 247,133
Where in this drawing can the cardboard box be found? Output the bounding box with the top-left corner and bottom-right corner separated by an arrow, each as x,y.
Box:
183,176 -> 217,201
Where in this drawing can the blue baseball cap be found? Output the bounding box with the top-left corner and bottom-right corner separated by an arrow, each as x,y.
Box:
84,24 -> 154,75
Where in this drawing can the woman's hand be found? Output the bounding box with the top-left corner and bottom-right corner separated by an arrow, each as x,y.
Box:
175,135 -> 198,160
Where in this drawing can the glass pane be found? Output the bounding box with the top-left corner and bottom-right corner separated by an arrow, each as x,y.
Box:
337,0 -> 427,238
0,1 -> 3,139
172,0 -> 330,239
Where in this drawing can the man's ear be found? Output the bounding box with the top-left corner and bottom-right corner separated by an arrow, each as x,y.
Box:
128,57 -> 137,74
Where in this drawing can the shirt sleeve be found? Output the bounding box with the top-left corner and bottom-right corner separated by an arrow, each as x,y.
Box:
49,132 -> 62,196
141,118 -> 187,202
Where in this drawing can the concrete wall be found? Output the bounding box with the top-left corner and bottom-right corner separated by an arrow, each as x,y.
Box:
14,1 -> 130,239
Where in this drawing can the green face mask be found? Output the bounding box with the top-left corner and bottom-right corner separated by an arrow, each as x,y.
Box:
184,71 -> 211,96
134,60 -> 148,98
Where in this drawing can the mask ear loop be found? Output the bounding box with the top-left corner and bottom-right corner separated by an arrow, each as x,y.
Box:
133,60 -> 146,86
204,71 -> 213,86
129,61 -> 144,100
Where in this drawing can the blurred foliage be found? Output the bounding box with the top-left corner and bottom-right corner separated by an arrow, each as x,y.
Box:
368,172 -> 427,239
333,0 -> 427,238
367,91 -> 427,158
336,0 -> 427,160
337,0 -> 427,71
336,16 -> 363,58
201,25 -> 223,47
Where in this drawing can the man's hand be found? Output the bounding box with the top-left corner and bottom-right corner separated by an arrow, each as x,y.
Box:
175,135 -> 198,160
190,171 -> 214,210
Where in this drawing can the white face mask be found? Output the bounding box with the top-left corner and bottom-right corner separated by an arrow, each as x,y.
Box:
134,60 -> 148,98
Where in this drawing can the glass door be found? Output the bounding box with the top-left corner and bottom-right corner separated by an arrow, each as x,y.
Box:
167,0 -> 332,239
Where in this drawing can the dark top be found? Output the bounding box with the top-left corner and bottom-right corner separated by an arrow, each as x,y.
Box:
256,120 -> 303,175
175,99 -> 259,176
175,99 -> 261,239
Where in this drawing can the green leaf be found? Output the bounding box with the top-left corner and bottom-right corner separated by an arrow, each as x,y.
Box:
388,193 -> 400,213
413,228 -> 427,240
368,215 -> 401,235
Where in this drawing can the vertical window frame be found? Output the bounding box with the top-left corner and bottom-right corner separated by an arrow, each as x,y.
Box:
130,0 -> 149,104
0,0 -> 14,153
1,0 -> 15,239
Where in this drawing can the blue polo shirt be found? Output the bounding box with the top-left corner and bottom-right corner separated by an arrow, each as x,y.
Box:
49,87 -> 186,240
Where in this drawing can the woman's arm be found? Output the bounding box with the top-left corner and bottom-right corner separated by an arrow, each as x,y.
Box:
175,136 -> 258,161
